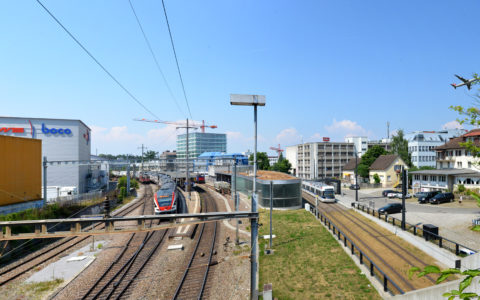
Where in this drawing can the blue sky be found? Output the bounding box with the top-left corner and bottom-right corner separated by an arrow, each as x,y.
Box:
1,1 -> 479,155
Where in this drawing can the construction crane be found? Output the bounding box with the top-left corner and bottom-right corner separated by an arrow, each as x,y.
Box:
270,144 -> 284,156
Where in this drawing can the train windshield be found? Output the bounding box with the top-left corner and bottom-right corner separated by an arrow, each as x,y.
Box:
157,196 -> 171,206
322,190 -> 335,199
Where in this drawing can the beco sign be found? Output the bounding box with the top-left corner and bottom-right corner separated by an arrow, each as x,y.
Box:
41,123 -> 72,135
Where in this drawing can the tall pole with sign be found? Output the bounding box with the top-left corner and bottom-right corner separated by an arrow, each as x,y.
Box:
230,94 -> 265,300
43,156 -> 47,206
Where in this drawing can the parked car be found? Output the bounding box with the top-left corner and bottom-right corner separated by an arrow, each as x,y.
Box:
387,192 -> 412,199
418,191 -> 441,204
378,203 -> 403,214
414,191 -> 427,198
349,184 -> 360,190
382,189 -> 396,197
430,192 -> 454,204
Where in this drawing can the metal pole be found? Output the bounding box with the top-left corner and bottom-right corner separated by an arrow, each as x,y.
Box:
43,156 -> 47,206
186,118 -> 191,201
269,180 -> 273,249
126,158 -> 131,196
233,160 -> 239,245
251,104 -> 258,300
355,145 -> 358,202
402,167 -> 406,230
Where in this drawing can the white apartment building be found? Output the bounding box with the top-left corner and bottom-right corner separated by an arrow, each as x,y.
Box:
405,129 -> 466,168
294,142 -> 355,180
411,129 -> 480,192
344,136 -> 391,157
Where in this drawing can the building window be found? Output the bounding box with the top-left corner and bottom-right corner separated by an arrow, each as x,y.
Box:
430,175 -> 436,181
457,161 -> 463,168
439,176 -> 446,182
422,175 -> 428,181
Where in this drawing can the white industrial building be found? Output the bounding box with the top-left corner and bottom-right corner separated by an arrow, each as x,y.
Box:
0,117 -> 91,193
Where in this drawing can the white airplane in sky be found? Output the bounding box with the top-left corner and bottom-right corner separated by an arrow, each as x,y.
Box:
451,74 -> 478,90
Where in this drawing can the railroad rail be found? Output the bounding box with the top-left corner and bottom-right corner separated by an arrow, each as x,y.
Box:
351,202 -> 477,256
172,186 -> 218,300
80,187 -> 168,300
0,186 -> 153,286
303,191 -> 442,294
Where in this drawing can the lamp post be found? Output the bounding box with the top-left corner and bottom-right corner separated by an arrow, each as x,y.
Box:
353,144 -> 358,202
230,93 -> 265,300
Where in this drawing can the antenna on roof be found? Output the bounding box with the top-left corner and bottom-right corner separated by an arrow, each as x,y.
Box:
387,121 -> 390,139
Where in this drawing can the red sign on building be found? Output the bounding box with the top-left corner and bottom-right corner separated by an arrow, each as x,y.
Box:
0,127 -> 24,133
323,137 -> 330,142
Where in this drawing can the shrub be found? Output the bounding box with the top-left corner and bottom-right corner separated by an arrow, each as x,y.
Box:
457,184 -> 466,193
118,187 -> 127,203
373,173 -> 381,184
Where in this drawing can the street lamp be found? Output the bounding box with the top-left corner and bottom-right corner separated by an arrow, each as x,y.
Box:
353,144 -> 358,202
230,93 -> 265,300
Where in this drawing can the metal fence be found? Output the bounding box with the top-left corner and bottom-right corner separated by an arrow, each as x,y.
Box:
352,202 -> 477,256
305,203 -> 404,295
47,190 -> 104,206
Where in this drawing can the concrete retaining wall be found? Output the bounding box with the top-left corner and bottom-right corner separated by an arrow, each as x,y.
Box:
390,278 -> 480,299
461,252 -> 480,271
0,200 -> 44,215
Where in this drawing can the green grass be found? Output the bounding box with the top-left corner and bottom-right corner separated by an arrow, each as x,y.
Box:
2,279 -> 65,300
472,225 -> 480,232
258,209 -> 381,300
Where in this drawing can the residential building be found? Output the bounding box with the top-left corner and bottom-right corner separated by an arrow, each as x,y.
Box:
342,158 -> 362,184
285,146 -> 298,176
159,150 -> 177,171
410,129 -> 480,193
176,132 -> 226,159
344,136 -> 391,157
296,142 -> 355,180
369,154 -> 408,187
0,116 -> 91,193
268,156 -> 279,166
405,129 -> 466,168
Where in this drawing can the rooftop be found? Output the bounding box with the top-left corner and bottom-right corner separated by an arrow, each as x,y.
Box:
239,170 -> 297,181
369,154 -> 401,170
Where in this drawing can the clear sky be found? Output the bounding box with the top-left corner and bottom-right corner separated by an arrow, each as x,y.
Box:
1,1 -> 479,156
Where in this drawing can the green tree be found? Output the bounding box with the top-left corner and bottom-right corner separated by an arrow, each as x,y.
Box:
117,176 -> 138,189
356,145 -> 387,178
249,152 -> 270,170
144,150 -> 158,160
373,173 -> 381,184
272,153 -> 292,173
391,129 -> 412,167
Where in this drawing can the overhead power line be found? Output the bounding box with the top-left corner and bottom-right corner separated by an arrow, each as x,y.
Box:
127,0 -> 186,118
35,0 -> 161,120
161,0 -> 193,119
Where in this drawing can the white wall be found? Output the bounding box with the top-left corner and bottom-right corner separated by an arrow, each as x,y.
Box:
0,117 -> 91,193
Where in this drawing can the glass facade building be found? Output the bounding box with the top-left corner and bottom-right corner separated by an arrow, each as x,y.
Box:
176,132 -> 227,159
235,175 -> 302,209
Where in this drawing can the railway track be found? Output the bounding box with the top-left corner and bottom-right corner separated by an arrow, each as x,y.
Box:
172,187 -> 218,300
304,192 -> 439,294
79,184 -> 168,300
0,186 -> 150,287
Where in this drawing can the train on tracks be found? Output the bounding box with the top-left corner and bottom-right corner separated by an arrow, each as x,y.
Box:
139,172 -> 152,184
154,177 -> 178,214
302,181 -> 336,203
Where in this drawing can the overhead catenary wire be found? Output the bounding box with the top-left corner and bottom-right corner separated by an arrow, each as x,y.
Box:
161,0 -> 193,120
127,0 -> 186,118
35,0 -> 161,120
